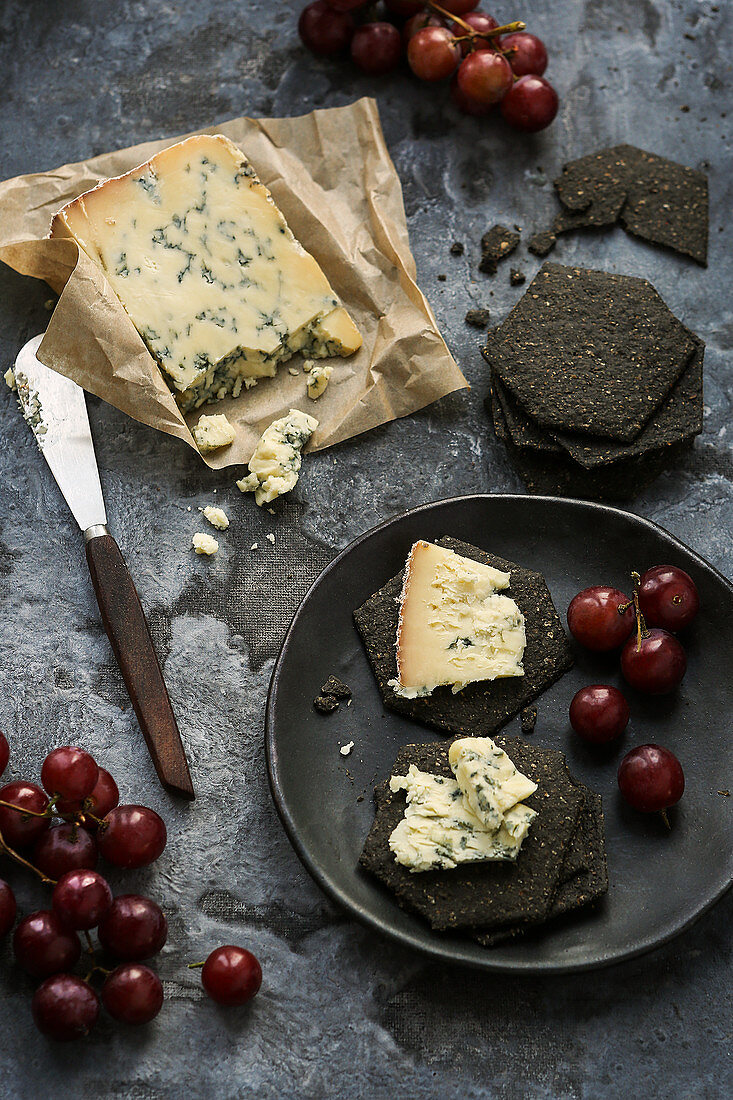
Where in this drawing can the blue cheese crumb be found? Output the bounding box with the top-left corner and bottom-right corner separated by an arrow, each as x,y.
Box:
192,532 -> 219,556
200,505 -> 229,530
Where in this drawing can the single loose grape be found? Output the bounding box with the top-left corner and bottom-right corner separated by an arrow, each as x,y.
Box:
618,744 -> 684,813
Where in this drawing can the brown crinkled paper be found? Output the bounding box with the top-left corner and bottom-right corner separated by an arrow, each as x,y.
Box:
0,98 -> 467,468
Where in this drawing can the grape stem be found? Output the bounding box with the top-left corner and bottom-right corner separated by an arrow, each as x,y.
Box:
0,826 -> 57,885
187,961 -> 205,969
660,809 -> 671,830
0,797 -> 55,819
427,3 -> 525,38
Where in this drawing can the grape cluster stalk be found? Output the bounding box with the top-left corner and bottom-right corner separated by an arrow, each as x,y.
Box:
298,1 -> 559,131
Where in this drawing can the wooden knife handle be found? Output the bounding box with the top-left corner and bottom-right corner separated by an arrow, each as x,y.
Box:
86,533 -> 195,800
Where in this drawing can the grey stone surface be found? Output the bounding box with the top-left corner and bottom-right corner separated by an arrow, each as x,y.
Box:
0,0 -> 731,1096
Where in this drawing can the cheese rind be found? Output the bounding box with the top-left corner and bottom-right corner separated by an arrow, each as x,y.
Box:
388,764 -> 536,873
236,408 -> 317,506
388,540 -> 526,698
192,413 -> 236,453
448,737 -> 538,831
51,134 -> 362,410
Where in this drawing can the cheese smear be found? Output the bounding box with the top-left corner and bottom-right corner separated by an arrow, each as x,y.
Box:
388,744 -> 537,873
388,541 -> 526,699
51,134 -> 362,411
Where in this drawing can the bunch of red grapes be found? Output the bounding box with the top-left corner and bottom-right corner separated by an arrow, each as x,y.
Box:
0,739 -> 261,1041
566,565 -> 700,822
298,0 -> 559,132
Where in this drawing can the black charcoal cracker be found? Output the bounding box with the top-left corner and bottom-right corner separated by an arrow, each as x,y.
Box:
528,230 -> 557,257
490,371 -> 563,455
552,339 -> 703,469
485,263 -> 697,442
465,308 -> 491,329
551,145 -> 708,266
359,738 -> 584,932
353,537 -> 573,739
502,432 -> 693,502
479,224 -> 520,275
321,676 -> 352,699
473,790 -> 608,947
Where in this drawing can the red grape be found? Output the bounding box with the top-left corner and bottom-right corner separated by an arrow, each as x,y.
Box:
32,974 -> 99,1041
41,746 -> 99,802
501,74 -> 559,132
403,12 -> 445,46
298,1 -> 354,56
638,565 -> 700,633
0,879 -> 16,938
0,780 -> 50,847
450,72 -> 493,115
102,964 -> 164,1025
384,0 -> 425,15
57,766 -> 120,824
569,685 -> 630,744
350,22 -> 403,75
408,27 -> 460,82
501,31 -> 548,76
0,732 -> 8,778
98,894 -> 168,960
201,945 -> 262,1007
621,628 -> 686,694
86,767 -> 120,821
456,50 -> 513,106
98,805 -> 167,868
566,586 -> 634,651
324,0 -> 367,10
14,910 -> 81,977
451,12 -> 499,56
52,869 -> 113,931
438,0 -> 480,13
618,744 -> 684,813
34,824 -> 98,879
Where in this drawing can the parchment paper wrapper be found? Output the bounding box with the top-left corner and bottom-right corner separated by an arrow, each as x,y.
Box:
0,98 -> 467,468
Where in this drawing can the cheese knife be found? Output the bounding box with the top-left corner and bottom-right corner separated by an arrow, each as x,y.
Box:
13,334 -> 195,800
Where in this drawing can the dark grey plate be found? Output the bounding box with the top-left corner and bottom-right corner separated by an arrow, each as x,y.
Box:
265,495 -> 733,973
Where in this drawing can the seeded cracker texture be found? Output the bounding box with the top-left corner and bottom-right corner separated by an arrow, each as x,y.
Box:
320,676 -> 351,699
484,262 -> 697,443
478,225 -> 520,275
490,340 -> 704,469
551,145 -> 709,265
353,536 -> 573,738
473,791 -> 608,947
359,738 -> 586,933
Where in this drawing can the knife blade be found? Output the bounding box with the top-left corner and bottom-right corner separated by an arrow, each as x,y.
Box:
14,335 -> 195,800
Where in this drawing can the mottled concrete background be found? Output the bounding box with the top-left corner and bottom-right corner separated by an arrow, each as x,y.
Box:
0,1 -> 731,1097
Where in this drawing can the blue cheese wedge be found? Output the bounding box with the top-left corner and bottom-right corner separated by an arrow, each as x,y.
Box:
448,737 -> 537,831
388,765 -> 536,873
387,540 -> 526,699
192,532 -> 218,555
236,408 -> 317,506
192,413 -> 236,453
50,134 -> 362,411
306,363 -> 332,400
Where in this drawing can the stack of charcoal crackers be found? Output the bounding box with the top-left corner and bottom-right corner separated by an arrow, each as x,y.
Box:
485,146 -> 708,500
